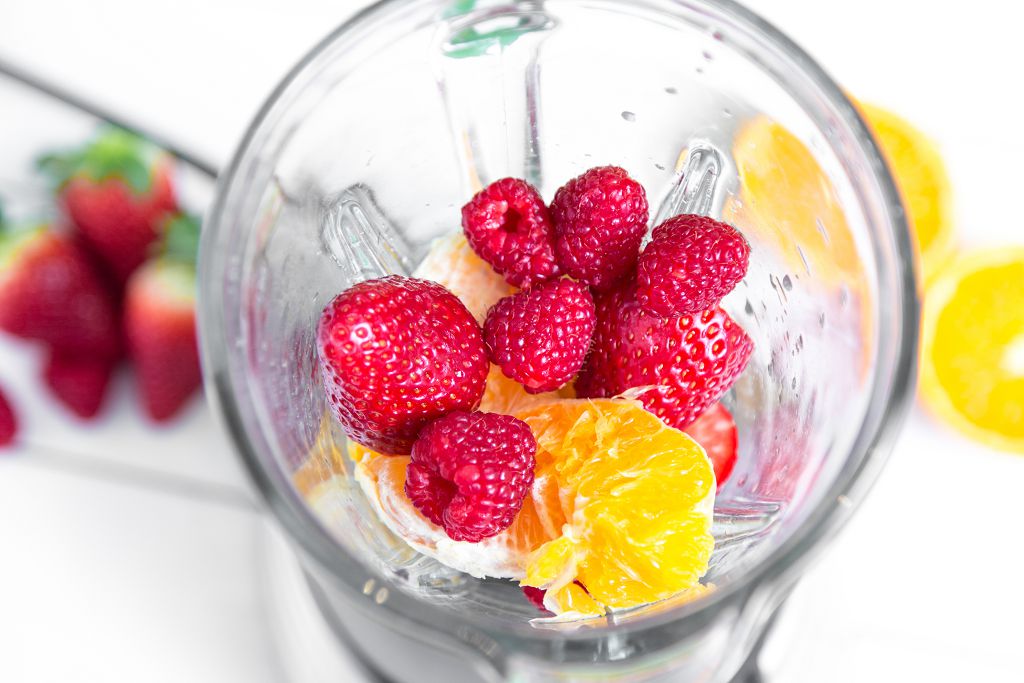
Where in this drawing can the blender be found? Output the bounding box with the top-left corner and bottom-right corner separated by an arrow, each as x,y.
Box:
2,0 -> 918,679
198,0 -> 916,680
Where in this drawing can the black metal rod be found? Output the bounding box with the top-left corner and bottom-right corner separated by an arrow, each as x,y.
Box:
0,54 -> 221,180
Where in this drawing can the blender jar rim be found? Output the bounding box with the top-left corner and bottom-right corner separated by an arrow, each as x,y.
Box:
198,0 -> 918,650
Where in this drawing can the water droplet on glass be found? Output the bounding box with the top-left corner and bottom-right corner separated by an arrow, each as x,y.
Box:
781,274 -> 793,291
839,286 -> 850,308
621,111 -> 636,122
695,67 -> 704,75
665,86 -> 678,95
744,299 -> 755,316
702,50 -> 713,61
819,312 -> 826,328
797,245 -> 812,275
712,30 -> 724,41
815,217 -> 831,245
655,163 -> 666,171
722,108 -> 733,119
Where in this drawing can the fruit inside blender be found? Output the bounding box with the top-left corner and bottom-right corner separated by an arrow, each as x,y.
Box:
274,0 -> 874,626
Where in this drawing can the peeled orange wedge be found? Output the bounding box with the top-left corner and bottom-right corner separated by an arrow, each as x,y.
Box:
920,248 -> 1024,453
728,116 -> 860,285
344,397 -> 716,617
348,441 -> 555,578
517,399 -> 715,614
479,364 -> 574,415
412,232 -> 514,323
858,103 -> 955,284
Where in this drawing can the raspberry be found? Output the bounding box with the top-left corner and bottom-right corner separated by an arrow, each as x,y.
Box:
575,285 -> 753,430
522,586 -> 551,613
550,166 -> 649,291
0,384 -> 17,448
317,276 -> 489,455
636,215 -> 750,316
483,279 -> 596,393
405,411 -> 536,543
461,178 -> 560,287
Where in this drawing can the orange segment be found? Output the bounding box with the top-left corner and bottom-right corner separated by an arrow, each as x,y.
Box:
920,248 -> 1024,452
479,364 -> 574,415
412,232 -> 514,323
545,581 -> 603,618
858,103 -> 954,283
348,441 -> 555,578
516,399 -> 715,612
292,412 -> 347,496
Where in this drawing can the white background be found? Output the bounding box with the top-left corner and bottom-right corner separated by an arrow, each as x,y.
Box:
1,0 -> 1023,681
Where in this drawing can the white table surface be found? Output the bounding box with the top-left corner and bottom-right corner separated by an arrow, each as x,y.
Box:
2,1 -> 1023,681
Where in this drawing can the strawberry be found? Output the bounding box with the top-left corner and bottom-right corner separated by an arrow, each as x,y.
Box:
575,284 -> 753,430
682,402 -> 738,490
43,350 -> 117,420
0,383 -> 17,448
317,275 -> 489,455
0,213 -> 120,358
123,213 -> 201,421
38,127 -> 177,283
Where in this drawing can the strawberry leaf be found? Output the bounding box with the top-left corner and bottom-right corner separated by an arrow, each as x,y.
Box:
36,126 -> 160,195
36,150 -> 83,189
161,213 -> 201,266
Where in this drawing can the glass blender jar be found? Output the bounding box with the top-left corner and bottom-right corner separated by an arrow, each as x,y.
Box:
198,0 -> 917,680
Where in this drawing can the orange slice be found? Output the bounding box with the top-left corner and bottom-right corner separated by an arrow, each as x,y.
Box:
858,103 -> 955,283
920,248 -> 1024,452
728,116 -> 861,286
348,442 -> 556,578
412,232 -> 514,323
516,399 -> 715,613
479,364 -> 574,415
292,412 -> 347,496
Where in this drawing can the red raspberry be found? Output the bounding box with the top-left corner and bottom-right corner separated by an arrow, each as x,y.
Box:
317,276 -> 489,455
550,166 -> 649,291
575,285 -> 753,430
0,384 -> 17,448
522,586 -> 551,613
405,411 -> 537,543
483,279 -> 596,394
461,178 -> 560,287
683,402 -> 738,490
636,214 -> 750,316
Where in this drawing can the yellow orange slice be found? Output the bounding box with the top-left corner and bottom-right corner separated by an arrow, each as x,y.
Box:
412,232 -> 514,323
920,248 -> 1024,453
728,116 -> 860,285
859,103 -> 955,283
516,399 -> 715,613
